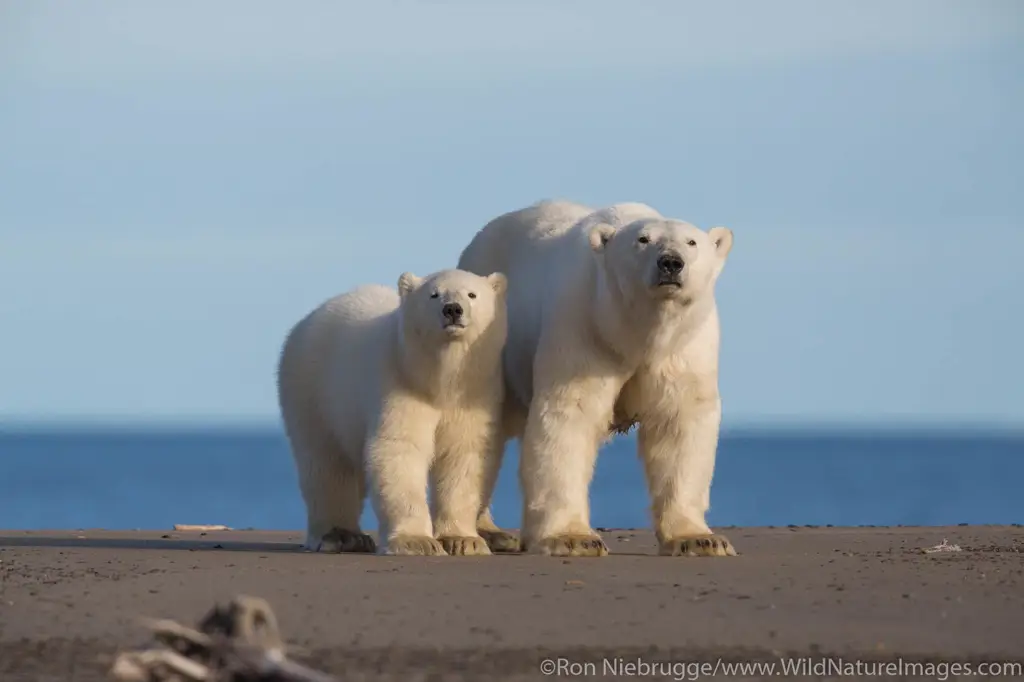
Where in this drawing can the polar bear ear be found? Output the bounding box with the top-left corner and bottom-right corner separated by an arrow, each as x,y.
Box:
708,226 -> 733,260
588,223 -> 616,252
397,272 -> 422,298
486,272 -> 508,296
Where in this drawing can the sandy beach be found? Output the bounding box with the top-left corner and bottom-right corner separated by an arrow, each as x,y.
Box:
1,525 -> 1022,680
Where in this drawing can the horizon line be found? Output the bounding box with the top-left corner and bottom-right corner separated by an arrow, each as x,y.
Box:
1,418 -> 1021,437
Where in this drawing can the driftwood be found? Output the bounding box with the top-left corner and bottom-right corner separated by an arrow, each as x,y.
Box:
172,524 -> 233,532
109,595 -> 338,682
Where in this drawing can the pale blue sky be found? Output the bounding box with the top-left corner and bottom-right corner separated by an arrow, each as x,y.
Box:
1,1 -> 1021,428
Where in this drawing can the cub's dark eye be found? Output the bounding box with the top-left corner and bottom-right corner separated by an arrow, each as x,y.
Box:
637,236 -> 650,244
430,292 -> 439,298
687,239 -> 697,247
468,292 -> 477,299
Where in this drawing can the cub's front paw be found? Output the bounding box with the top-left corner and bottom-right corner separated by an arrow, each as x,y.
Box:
438,535 -> 492,556
312,528 -> 377,553
659,534 -> 737,557
528,533 -> 608,557
386,535 -> 448,556
478,529 -> 521,553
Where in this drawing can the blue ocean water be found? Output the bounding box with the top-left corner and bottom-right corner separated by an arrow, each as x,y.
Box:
0,428 -> 1020,530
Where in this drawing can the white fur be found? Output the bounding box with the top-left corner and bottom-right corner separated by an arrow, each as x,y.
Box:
277,269 -> 508,555
458,200 -> 735,555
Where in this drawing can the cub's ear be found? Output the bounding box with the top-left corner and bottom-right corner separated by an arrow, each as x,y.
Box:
588,223 -> 616,252
486,272 -> 508,296
708,226 -> 733,260
397,272 -> 422,297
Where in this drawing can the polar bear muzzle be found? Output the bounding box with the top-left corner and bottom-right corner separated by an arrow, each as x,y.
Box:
442,302 -> 466,328
656,251 -> 685,287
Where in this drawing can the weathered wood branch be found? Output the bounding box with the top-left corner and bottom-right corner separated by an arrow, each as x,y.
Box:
109,595 -> 338,682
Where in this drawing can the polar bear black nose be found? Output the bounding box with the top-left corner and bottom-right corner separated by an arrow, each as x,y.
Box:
442,302 -> 463,320
657,253 -> 684,275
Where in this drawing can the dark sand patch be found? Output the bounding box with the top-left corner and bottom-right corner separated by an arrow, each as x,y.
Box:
1,526 -> 1022,680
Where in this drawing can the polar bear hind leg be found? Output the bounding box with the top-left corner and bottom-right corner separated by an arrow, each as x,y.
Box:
474,399 -> 527,552
475,449 -> 518,552
476,507 -> 521,553
290,424 -> 376,554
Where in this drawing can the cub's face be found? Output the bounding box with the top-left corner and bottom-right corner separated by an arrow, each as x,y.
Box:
398,268 -> 508,343
590,218 -> 733,304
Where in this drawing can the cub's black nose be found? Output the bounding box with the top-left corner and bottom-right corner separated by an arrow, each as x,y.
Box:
442,302 -> 463,319
657,253 -> 684,275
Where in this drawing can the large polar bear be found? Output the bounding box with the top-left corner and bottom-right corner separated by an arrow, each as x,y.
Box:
458,200 -> 736,557
277,269 -> 510,556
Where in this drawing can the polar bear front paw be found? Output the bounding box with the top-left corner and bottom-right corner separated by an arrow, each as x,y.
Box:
659,534 -> 737,557
530,533 -> 609,557
438,535 -> 492,556
386,535 -> 449,556
478,529 -> 522,553
314,528 -> 377,553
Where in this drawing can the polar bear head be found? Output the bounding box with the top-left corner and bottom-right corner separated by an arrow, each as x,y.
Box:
397,268 -> 508,343
588,217 -> 733,306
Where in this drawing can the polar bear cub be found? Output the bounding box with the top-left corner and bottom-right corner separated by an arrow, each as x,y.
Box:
458,200 -> 736,557
277,269 -> 509,556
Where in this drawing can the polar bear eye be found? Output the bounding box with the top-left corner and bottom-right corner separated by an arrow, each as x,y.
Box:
687,239 -> 696,247
468,292 -> 477,299
430,292 -> 439,298
637,235 -> 650,244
